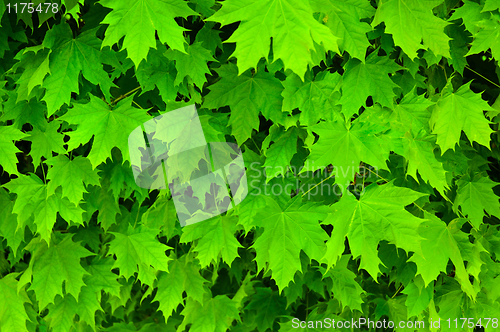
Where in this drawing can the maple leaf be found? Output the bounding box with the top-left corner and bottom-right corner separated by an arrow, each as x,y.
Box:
281,71 -> 342,126
135,44 -> 178,103
4,174 -> 84,243
244,287 -> 287,330
451,1 -> 500,60
100,0 -> 196,67
0,125 -> 27,175
207,0 -> 339,79
0,188 -> 24,255
177,295 -> 240,332
263,126 -> 299,182
46,155 -> 100,205
319,255 -> 365,311
28,234 -> 94,310
58,94 -> 151,169
107,225 -> 171,280
392,88 -> 435,133
0,273 -> 31,331
25,121 -> 66,165
76,287 -> 103,330
0,93 -> 47,130
41,24 -> 116,116
482,0 -> 500,12
311,0 -> 374,60
70,258 -> 119,330
153,255 -> 207,319
83,257 -> 121,300
467,12 -> 500,60
82,183 -> 121,231
322,182 -> 426,280
454,174 -> 500,229
180,214 -> 243,268
372,0 -> 450,59
11,46 -> 50,102
409,216 -> 476,300
45,294 -> 78,332
251,196 -> 329,291
402,276 -> 434,318
166,42 -> 216,89
337,52 -> 401,118
430,81 -> 495,153
302,118 -> 390,190
203,63 -> 283,144
402,129 -> 448,195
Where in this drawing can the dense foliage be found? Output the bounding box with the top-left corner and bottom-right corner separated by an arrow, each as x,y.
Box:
0,0 -> 500,331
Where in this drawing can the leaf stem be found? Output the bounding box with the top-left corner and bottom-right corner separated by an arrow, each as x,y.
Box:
391,284 -> 403,298
301,172 -> 334,198
40,161 -> 46,184
112,86 -> 141,105
465,66 -> 500,89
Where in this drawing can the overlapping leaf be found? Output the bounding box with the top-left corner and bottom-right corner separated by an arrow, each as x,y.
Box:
208,0 -> 339,78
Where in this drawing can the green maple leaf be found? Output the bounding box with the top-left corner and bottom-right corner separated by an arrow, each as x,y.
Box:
180,214 -> 242,268
25,121 -> 66,165
76,285 -> 103,330
430,81 -> 495,153
243,287 -> 287,331
190,0 -> 216,17
28,234 -> 94,310
0,188 -> 24,255
311,0 -> 374,60
449,1 -> 487,35
153,256 -> 207,320
322,182 -> 426,280
177,295 -> 240,332
251,196 -> 329,291
451,1 -> 500,60
402,129 -> 448,195
44,294 -> 78,332
409,216 -> 476,300
401,276 -> 434,318
46,155 -> 100,205
41,24 -> 116,116
100,0 -> 196,67
107,225 -> 171,280
11,46 -> 50,102
135,44 -> 178,103
302,118 -> 390,190
482,0 -> 500,12
372,0 -> 450,59
392,89 -> 435,133
0,273 -> 31,331
0,125 -> 27,175
84,185 -> 121,230
0,93 -> 47,130
83,257 -> 121,300
281,71 -> 342,126
467,12 -> 500,60
58,94 -> 151,169
141,195 -> 179,240
263,126 -> 299,182
454,174 -> 500,229
207,0 -> 339,79
4,174 -> 53,239
203,64 -> 283,144
338,52 -> 401,118
319,255 -> 365,312
4,174 -> 84,243
166,42 -> 216,89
